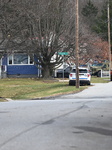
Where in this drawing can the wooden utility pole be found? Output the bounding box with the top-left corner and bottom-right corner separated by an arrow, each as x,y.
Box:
75,0 -> 79,88
107,0 -> 112,80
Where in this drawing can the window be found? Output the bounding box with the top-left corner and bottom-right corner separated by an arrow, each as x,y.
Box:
14,54 -> 28,64
8,54 -> 34,65
9,55 -> 13,64
72,69 -> 87,73
79,69 -> 87,73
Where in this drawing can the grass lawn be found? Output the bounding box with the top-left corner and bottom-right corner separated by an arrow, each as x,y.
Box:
91,76 -> 110,83
0,78 -> 85,100
0,77 -> 110,101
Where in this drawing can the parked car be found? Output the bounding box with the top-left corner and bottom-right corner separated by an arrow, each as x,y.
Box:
90,62 -> 109,77
69,67 -> 91,86
56,66 -> 72,78
111,70 -> 112,81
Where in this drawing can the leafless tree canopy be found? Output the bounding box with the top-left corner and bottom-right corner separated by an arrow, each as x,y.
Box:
0,0 -> 76,78
26,0 -> 76,77
0,0 -> 109,78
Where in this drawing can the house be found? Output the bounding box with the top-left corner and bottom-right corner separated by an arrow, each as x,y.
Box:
0,53 -> 41,78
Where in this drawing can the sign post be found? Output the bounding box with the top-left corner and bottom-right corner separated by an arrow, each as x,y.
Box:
58,52 -> 69,81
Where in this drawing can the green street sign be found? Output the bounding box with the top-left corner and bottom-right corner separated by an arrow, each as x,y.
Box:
58,52 -> 69,55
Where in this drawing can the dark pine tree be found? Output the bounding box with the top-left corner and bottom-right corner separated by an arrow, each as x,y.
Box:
92,0 -> 112,44
81,0 -> 98,17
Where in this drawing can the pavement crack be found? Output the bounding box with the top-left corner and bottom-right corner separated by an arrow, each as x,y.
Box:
74,126 -> 112,136
0,101 -> 93,149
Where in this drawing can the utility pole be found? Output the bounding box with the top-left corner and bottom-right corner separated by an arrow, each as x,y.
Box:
75,0 -> 79,88
107,0 -> 112,81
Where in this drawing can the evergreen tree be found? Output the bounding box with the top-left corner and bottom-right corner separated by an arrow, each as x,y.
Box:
93,0 -> 112,43
82,0 -> 98,17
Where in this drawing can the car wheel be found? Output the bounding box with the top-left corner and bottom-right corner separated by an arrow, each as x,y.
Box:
57,73 -> 62,78
97,71 -> 101,77
87,81 -> 91,85
69,81 -> 75,86
69,81 -> 72,86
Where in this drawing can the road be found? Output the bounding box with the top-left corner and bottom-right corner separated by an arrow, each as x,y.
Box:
0,82 -> 112,150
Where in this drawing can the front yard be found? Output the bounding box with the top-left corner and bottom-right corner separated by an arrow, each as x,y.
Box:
0,77 -> 109,101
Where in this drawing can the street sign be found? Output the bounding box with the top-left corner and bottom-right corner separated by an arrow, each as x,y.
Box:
58,52 -> 69,55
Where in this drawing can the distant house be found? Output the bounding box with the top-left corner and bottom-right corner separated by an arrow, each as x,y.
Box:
0,53 -> 41,78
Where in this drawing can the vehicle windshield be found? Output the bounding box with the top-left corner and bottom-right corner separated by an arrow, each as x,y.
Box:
79,65 -> 87,67
92,63 -> 103,67
72,69 -> 87,73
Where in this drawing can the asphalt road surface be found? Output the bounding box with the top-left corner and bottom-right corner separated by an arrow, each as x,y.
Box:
0,82 -> 112,150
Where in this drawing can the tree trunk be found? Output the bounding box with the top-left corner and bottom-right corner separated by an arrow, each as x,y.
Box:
42,64 -> 52,79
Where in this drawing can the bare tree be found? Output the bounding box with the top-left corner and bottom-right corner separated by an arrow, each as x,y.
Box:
0,0 -> 30,56
0,0 -> 108,79
19,0 -> 76,78
78,0 -> 110,65
0,0 -> 12,58
0,0 -> 76,78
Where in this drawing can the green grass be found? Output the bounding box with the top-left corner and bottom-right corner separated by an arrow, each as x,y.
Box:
0,77 -> 110,101
91,76 -> 110,83
0,78 -> 86,100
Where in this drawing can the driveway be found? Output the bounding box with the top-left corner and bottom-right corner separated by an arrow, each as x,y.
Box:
57,82 -> 112,99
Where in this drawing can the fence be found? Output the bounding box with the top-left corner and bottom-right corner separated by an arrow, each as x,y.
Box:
101,70 -> 110,78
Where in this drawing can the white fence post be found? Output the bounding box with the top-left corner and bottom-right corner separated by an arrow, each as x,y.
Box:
101,69 -> 102,78
0,66 -> 1,79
